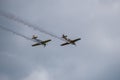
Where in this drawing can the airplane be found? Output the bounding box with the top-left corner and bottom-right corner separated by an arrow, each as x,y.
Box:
32,35 -> 51,47
61,34 -> 81,46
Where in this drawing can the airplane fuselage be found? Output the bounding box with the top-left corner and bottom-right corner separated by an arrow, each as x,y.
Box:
63,38 -> 76,45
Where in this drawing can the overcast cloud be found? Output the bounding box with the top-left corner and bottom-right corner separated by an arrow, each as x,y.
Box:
0,0 -> 120,80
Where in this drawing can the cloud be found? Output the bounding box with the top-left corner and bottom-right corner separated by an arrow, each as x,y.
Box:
0,51 -> 37,80
22,69 -> 49,80
0,0 -> 120,80
0,74 -> 9,80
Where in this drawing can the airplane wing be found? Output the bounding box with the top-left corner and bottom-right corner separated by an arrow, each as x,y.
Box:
41,39 -> 51,44
32,43 -> 41,47
61,42 -> 70,46
72,38 -> 81,42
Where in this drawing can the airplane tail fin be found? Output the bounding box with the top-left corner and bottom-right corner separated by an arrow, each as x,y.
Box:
62,34 -> 67,38
32,35 -> 38,39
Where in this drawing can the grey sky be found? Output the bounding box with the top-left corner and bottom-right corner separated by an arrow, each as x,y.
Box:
0,0 -> 120,80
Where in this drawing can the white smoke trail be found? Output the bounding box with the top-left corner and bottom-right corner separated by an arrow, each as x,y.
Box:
0,24 -> 35,42
0,11 -> 64,41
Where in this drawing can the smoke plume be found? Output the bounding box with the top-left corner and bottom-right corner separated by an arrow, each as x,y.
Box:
0,11 -> 64,41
